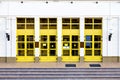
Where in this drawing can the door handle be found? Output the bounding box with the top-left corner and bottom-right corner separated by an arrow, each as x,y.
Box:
6,33 -> 10,41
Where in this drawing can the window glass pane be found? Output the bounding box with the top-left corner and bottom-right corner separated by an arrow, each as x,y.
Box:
72,43 -> 78,48
94,18 -> 102,23
85,50 -> 92,56
94,24 -> 102,29
94,43 -> 101,48
50,43 -> 56,48
26,18 -> 34,23
41,43 -> 47,49
49,18 -> 57,23
94,35 -> 101,41
17,18 -> 25,23
86,35 -> 92,41
50,36 -> 56,41
17,24 -> 25,29
62,18 -> 70,23
27,50 -> 34,56
41,36 -> 47,41
85,18 -> 92,23
27,43 -> 34,48
62,24 -> 70,29
63,50 -> 70,56
27,35 -> 34,41
49,24 -> 57,29
94,50 -> 101,56
85,24 -> 92,29
72,18 -> 79,23
63,36 -> 69,41
18,43 -> 24,49
40,18 -> 48,23
41,50 -> 47,56
18,35 -> 24,41
50,50 -> 56,56
85,42 -> 92,48
72,24 -> 79,29
72,50 -> 78,56
26,24 -> 34,29
72,36 -> 78,41
40,24 -> 48,29
18,50 -> 24,56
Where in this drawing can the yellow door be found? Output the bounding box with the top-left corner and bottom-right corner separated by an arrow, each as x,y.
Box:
39,18 -> 57,62
16,18 -> 35,62
84,18 -> 102,62
62,18 -> 80,62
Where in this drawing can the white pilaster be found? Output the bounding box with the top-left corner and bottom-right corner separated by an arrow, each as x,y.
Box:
80,17 -> 84,57
102,17 -> 108,56
57,17 -> 62,57
35,17 -> 40,57
11,17 -> 16,57
6,17 -> 11,57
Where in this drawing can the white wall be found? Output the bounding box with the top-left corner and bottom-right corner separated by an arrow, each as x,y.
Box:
0,18 -> 7,57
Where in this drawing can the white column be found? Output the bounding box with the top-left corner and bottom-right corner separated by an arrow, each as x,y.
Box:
57,17 -> 62,57
80,17 -> 84,57
35,17 -> 40,57
11,17 -> 16,57
102,17 -> 108,57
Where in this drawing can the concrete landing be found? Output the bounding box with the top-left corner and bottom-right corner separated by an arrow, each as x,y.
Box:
0,62 -> 120,68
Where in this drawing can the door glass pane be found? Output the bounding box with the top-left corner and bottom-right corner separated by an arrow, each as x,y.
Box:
50,36 -> 56,41
27,50 -> 34,56
94,50 -> 101,56
63,50 -> 70,56
18,43 -> 24,49
41,36 -> 47,41
50,43 -> 56,48
94,35 -> 101,41
94,43 -> 101,48
27,43 -> 34,48
27,35 -> 34,41
63,43 -> 70,49
18,35 -> 24,41
50,50 -> 56,56
41,50 -> 47,56
72,36 -> 78,41
63,36 -> 69,41
86,35 -> 92,41
72,50 -> 78,56
85,50 -> 92,56
41,43 -> 47,49
72,43 -> 78,48
85,42 -> 92,48
18,50 -> 24,56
